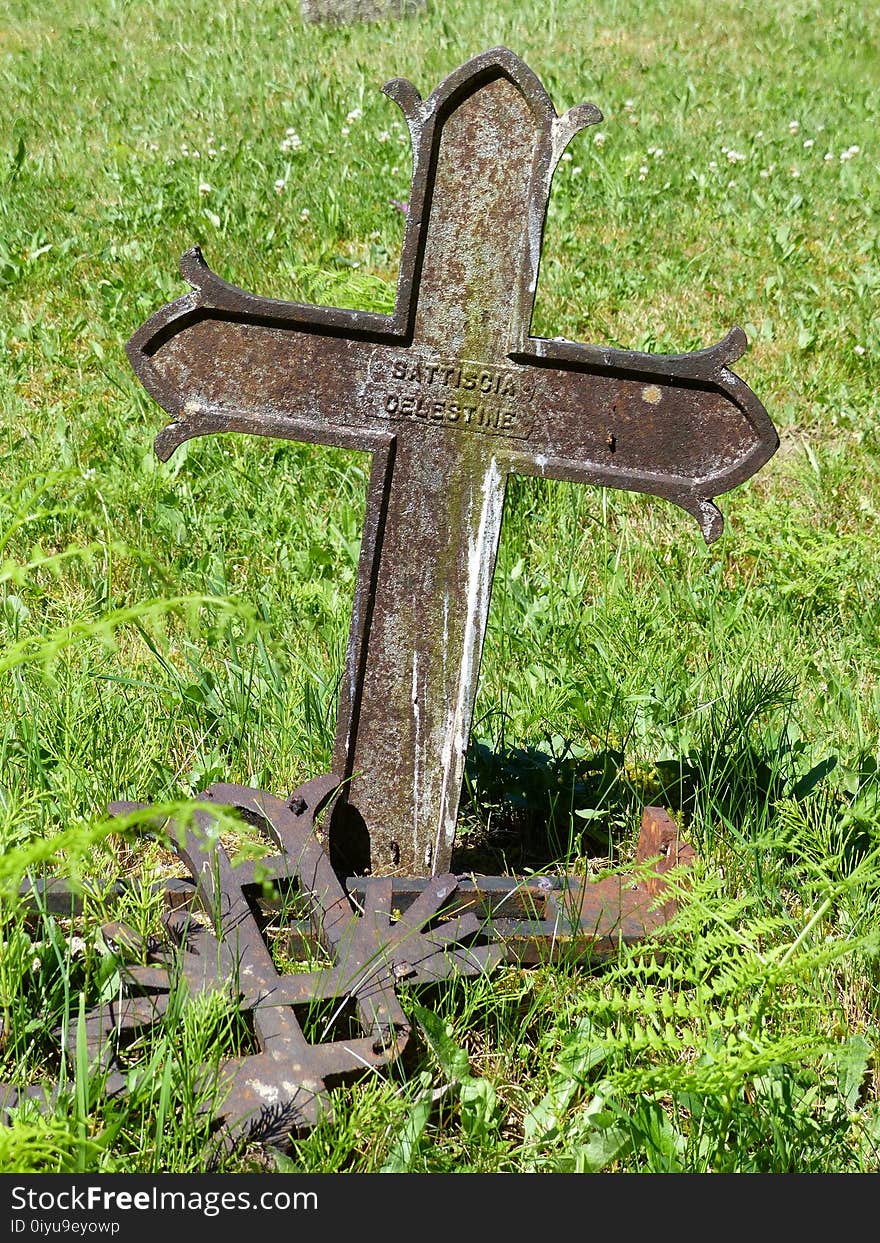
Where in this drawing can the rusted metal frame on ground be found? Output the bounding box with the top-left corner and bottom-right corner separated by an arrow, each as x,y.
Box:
12,800 -> 686,964
2,777 -> 501,1144
4,798 -> 689,1143
15,805 -> 693,965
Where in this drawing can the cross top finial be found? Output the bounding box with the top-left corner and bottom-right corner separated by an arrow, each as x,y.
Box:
383,47 -> 603,357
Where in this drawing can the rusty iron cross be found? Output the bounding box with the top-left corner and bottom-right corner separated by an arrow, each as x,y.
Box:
128,48 -> 777,878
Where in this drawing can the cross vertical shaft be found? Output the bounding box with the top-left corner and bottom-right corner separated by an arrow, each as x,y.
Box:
332,71 -> 549,874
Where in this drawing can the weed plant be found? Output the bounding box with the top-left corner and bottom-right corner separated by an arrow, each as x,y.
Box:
1,0 -> 879,1172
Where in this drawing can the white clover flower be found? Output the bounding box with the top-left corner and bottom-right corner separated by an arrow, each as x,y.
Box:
346,107 -> 363,124
286,127 -> 297,136
840,150 -> 852,161
726,150 -> 746,164
593,131 -> 606,147
624,98 -> 635,110
341,125 -> 350,137
198,182 -> 211,196
561,151 -> 572,162
274,178 -> 286,193
854,345 -> 866,356
300,207 -> 310,221
760,169 -> 770,178
377,130 -> 390,143
181,144 -> 189,155
708,159 -> 718,171
207,148 -> 217,158
572,165 -> 582,175
728,179 -> 737,188
824,152 -> 834,161
788,120 -> 800,134
790,166 -> 800,177
754,130 -> 764,139
803,138 -> 814,149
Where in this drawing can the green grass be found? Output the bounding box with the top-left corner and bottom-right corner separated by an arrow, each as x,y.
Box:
1,0 -> 879,1172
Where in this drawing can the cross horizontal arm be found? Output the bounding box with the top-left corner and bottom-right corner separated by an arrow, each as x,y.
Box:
509,327 -> 777,541
128,254 -> 401,462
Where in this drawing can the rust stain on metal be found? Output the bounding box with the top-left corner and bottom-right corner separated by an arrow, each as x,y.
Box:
127,48 -> 777,879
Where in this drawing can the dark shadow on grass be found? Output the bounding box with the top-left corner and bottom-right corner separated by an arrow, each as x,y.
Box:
453,668 -> 867,875
454,736 -> 637,873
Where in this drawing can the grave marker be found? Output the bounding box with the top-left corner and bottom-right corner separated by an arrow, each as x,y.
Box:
300,0 -> 425,22
127,47 -> 777,878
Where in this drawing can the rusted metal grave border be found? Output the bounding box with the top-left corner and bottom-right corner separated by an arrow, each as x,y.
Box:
5,799 -> 692,1145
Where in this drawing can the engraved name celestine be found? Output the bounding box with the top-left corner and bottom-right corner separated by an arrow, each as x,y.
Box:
367,351 -> 537,439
